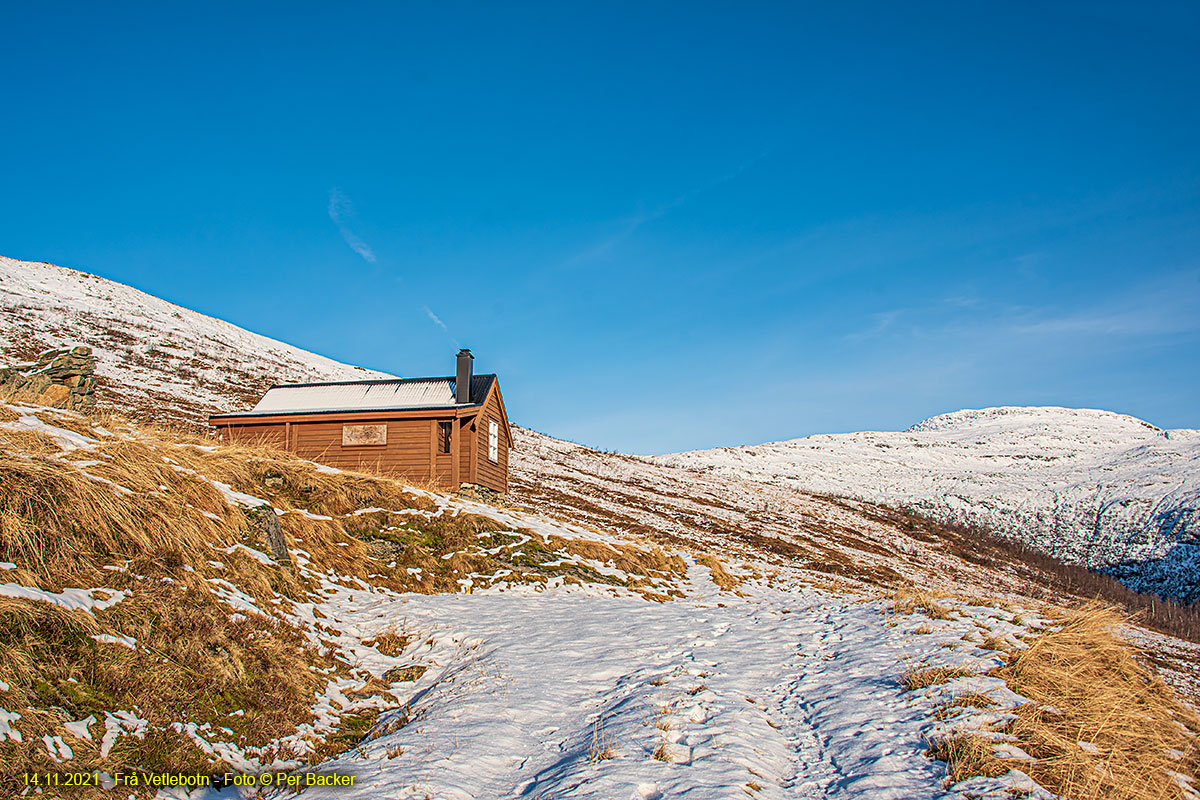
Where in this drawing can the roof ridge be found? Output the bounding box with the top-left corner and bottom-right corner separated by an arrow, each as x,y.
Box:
266,374 -> 497,390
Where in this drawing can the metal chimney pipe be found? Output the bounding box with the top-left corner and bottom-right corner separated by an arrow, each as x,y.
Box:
456,349 -> 474,403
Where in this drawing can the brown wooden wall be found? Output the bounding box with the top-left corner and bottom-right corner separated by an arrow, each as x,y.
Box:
472,389 -> 509,493
458,417 -> 475,488
218,387 -> 510,494
225,423 -> 286,448
291,418 -> 434,481
223,418 -> 441,486
434,421 -> 454,486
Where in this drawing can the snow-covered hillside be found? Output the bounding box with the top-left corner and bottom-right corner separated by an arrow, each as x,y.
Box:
658,407 -> 1200,602
0,256 -> 390,420
3,255 -> 1197,604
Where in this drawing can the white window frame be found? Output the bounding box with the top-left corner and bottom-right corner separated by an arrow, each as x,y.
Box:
488,419 -> 499,462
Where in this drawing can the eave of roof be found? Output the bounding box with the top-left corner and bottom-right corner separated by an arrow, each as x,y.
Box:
209,374 -> 499,421
209,403 -> 482,421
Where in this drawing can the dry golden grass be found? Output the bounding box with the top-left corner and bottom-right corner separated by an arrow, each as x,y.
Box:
991,605 -> 1200,800
384,664 -> 427,683
0,413 -> 421,792
695,552 -> 743,592
0,575 -> 334,798
951,691 -> 997,709
979,634 -> 1009,652
923,605 -> 1200,798
901,664 -> 976,692
932,691 -> 999,721
804,576 -> 857,595
891,587 -> 952,620
545,535 -> 689,596
925,734 -> 1010,783
588,716 -> 617,763
0,384 -> 68,411
0,436 -> 226,577
3,405 -> 685,598
366,627 -> 411,657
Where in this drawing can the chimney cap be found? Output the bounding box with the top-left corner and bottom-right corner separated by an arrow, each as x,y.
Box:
457,348 -> 473,357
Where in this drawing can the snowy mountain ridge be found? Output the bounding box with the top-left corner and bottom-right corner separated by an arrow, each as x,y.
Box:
658,405 -> 1200,601
903,404 -> 1167,434
0,255 -> 391,420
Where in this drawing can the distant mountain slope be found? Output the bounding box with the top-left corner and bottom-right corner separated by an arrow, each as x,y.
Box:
657,407 -> 1200,602
0,255 -> 391,420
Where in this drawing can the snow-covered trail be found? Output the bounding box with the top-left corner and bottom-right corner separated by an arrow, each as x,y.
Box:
295,570 -> 961,800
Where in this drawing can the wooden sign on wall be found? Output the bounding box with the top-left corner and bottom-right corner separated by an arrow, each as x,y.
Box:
342,424 -> 387,446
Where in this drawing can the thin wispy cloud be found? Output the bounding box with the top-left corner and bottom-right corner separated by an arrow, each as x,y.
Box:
1016,309 -> 1193,337
1014,270 -> 1200,338
844,309 -> 902,341
564,150 -> 771,267
943,294 -> 981,309
845,270 -> 1200,350
327,189 -> 377,263
564,205 -> 674,265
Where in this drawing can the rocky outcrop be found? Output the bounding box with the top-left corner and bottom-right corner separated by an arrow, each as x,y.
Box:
0,346 -> 97,411
458,482 -> 503,503
245,504 -> 292,567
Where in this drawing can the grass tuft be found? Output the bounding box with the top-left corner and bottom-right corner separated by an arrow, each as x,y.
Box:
695,553 -> 743,592
891,588 -> 952,620
588,716 -> 617,763
925,734 -> 1010,783
901,665 -> 975,692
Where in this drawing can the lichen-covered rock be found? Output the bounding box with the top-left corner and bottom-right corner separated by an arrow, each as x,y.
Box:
245,504 -> 291,566
0,345 -> 98,411
458,482 -> 503,503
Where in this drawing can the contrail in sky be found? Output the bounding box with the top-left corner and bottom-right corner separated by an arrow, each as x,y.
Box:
327,189 -> 377,263
564,149 -> 771,266
424,302 -> 456,335
327,189 -> 461,344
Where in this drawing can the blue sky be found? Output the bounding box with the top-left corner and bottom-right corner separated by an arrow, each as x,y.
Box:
2,1 -> 1198,453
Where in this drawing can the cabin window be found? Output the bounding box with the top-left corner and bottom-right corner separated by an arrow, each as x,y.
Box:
438,421 -> 453,454
488,419 -> 499,462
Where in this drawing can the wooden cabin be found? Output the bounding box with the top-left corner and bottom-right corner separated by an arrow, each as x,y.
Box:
209,350 -> 512,494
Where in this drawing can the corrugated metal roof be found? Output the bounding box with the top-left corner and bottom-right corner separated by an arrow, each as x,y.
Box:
218,374 -> 496,416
